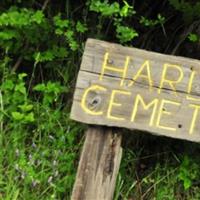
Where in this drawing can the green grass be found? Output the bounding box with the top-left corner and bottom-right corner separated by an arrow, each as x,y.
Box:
114,132 -> 200,200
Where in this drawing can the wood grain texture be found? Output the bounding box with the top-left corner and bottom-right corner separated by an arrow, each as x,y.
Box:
71,126 -> 122,200
71,39 -> 200,142
79,39 -> 200,96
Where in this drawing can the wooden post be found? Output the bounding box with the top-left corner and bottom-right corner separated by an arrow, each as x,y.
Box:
71,126 -> 122,200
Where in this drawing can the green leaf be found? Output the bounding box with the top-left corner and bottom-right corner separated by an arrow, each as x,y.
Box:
55,28 -> 64,35
33,50 -> 55,63
18,104 -> 33,112
140,14 -> 165,27
43,94 -> 54,105
12,112 -> 24,120
15,83 -> 26,94
90,1 -> 120,16
1,80 -> 14,90
31,10 -> 44,24
53,14 -> 69,28
69,41 -> 78,51
34,47 -> 68,63
120,1 -> 134,17
46,82 -> 64,93
183,178 -> 192,190
24,112 -> 35,122
188,33 -> 199,42
76,21 -> 88,33
18,73 -> 27,80
0,8 -> 30,27
101,2 -> 120,16
157,14 -> 165,22
33,83 -> 46,91
116,25 -> 138,43
52,46 -> 68,58
0,30 -> 19,40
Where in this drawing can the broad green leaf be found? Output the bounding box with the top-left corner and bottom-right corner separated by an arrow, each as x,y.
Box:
188,33 -> 199,42
1,80 -> 14,90
76,21 -> 88,33
18,104 -> 33,112
31,10 -> 44,24
116,25 -> 138,43
18,73 -> 27,80
15,83 -> 26,94
12,111 -> 24,120
24,112 -> 35,122
0,30 -> 19,40
53,14 -> 69,28
33,83 -> 46,91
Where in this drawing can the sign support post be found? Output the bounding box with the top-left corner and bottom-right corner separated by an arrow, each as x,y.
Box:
71,126 -> 122,200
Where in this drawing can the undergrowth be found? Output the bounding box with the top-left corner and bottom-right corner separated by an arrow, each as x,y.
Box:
0,0 -> 200,199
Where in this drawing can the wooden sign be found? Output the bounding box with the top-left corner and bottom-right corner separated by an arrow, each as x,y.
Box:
71,39 -> 200,142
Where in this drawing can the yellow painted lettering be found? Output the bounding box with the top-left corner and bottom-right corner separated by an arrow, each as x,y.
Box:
100,52 -> 130,86
129,60 -> 153,90
131,94 -> 158,126
189,104 -> 200,134
186,71 -> 200,101
81,85 -> 107,115
156,99 -> 180,131
158,63 -> 184,95
107,90 -> 131,120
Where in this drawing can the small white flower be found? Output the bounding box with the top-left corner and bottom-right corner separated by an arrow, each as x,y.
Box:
48,176 -> 53,183
21,172 -> 26,179
54,170 -> 59,177
15,164 -> 19,171
32,143 -> 36,148
61,135 -> 65,141
53,160 -> 57,166
49,135 -> 55,140
67,126 -> 70,133
15,149 -> 20,156
36,160 -> 41,166
29,154 -> 32,160
32,180 -> 39,187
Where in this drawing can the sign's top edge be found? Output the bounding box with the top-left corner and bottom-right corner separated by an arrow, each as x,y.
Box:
85,38 -> 200,65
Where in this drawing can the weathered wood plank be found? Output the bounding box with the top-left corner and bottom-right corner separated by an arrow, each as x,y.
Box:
71,39 -> 200,142
80,39 -> 200,96
71,70 -> 200,142
71,126 -> 122,200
